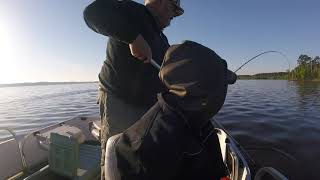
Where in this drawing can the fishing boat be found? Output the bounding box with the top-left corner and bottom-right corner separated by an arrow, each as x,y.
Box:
0,115 -> 288,180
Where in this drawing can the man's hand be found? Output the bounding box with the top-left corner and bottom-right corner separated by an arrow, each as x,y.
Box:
129,34 -> 152,63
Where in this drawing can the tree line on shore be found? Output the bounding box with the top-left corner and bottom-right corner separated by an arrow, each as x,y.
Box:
289,55 -> 320,80
238,54 -> 320,81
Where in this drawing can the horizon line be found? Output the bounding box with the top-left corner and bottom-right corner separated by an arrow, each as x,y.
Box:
0,81 -> 98,87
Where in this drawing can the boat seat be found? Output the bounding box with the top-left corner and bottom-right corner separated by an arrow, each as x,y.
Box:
104,133 -> 122,180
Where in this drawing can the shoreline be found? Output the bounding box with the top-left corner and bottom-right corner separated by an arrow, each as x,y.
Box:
238,79 -> 320,82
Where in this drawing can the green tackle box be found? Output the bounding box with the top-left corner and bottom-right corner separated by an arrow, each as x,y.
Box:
49,130 -> 100,180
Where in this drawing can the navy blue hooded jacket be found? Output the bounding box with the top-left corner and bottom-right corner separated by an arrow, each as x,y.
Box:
114,93 -> 228,180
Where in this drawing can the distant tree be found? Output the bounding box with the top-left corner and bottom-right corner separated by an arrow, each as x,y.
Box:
297,54 -> 312,65
314,56 -> 320,79
314,56 -> 320,64
240,54 -> 320,81
292,54 -> 320,80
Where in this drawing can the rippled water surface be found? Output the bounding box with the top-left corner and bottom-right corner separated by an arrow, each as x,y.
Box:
0,83 -> 99,137
0,80 -> 319,179
216,80 -> 320,180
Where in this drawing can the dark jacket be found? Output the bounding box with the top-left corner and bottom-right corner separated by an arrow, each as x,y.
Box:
115,93 -> 228,180
83,0 -> 169,107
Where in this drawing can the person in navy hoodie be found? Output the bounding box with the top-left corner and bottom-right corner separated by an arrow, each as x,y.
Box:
112,40 -> 237,180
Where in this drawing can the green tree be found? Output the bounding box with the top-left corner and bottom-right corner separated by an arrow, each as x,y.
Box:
297,54 -> 312,65
314,56 -> 320,79
292,54 -> 320,80
314,56 -> 320,64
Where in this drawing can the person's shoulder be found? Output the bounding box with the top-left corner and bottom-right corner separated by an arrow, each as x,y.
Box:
94,0 -> 146,11
124,0 -> 146,10
118,0 -> 149,19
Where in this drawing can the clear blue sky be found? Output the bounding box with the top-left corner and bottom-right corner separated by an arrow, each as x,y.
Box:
0,0 -> 319,84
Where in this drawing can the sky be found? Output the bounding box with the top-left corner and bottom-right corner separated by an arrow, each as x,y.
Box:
0,0 -> 319,84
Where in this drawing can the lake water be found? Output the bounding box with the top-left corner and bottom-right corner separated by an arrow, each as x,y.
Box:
0,83 -> 99,137
0,80 -> 319,179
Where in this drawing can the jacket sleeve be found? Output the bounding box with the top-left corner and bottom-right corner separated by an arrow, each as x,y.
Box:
83,0 -> 140,43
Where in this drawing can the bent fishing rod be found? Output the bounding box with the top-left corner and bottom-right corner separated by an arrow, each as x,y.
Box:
151,50 -> 290,75
234,51 -> 290,73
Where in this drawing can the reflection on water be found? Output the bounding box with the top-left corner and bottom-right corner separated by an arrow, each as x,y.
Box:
294,81 -> 320,109
0,80 -> 319,180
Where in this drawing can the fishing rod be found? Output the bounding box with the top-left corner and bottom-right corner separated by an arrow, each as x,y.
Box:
234,51 -> 291,73
152,50 -> 291,76
150,59 -> 161,70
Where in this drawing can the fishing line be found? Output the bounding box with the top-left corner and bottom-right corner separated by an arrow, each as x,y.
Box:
230,51 -> 298,166
234,51 -> 291,74
233,51 -> 320,107
244,146 -> 298,163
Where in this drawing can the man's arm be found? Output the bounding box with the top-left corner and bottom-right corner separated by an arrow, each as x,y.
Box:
83,0 -> 139,44
83,0 -> 152,62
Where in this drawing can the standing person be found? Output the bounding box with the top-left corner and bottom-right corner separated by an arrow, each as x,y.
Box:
83,0 -> 183,179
